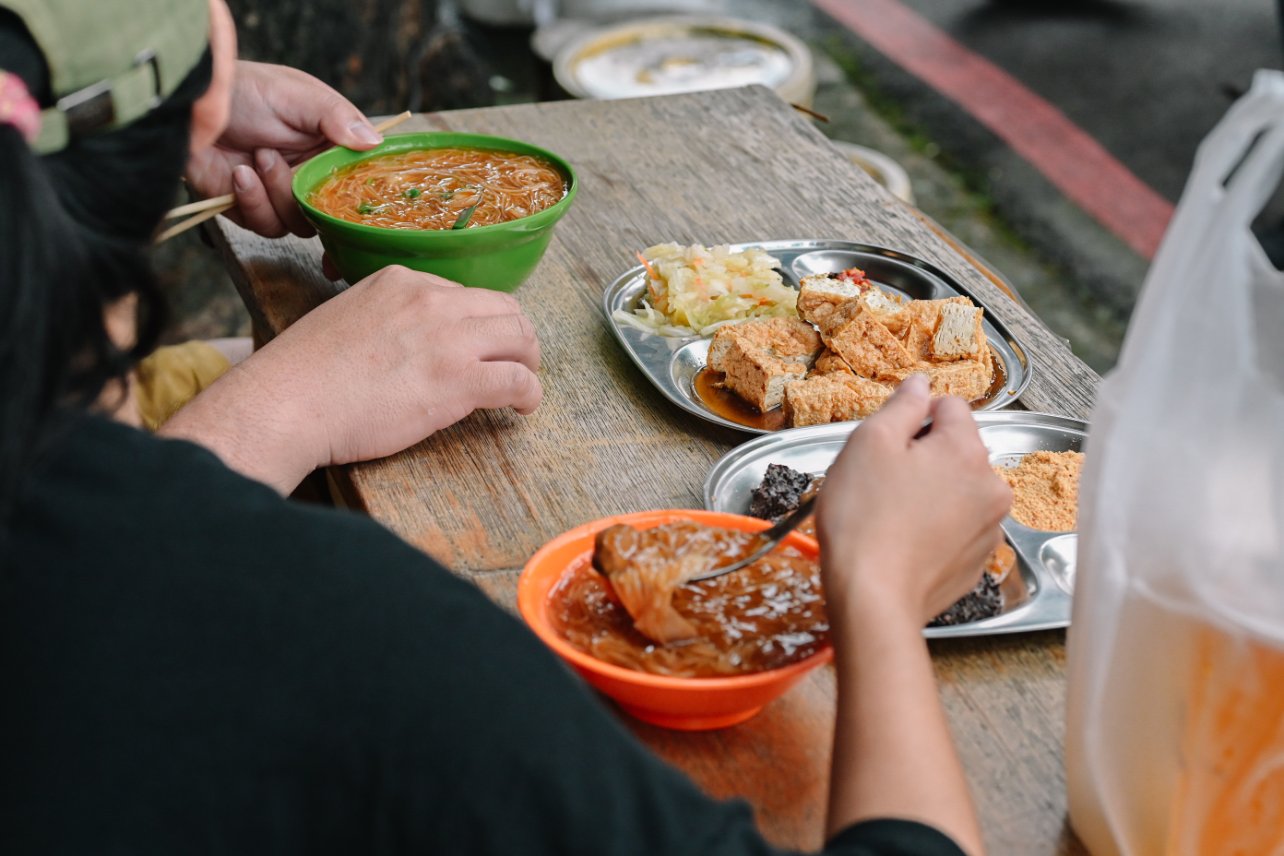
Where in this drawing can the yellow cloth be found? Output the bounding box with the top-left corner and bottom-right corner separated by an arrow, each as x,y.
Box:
133,341 -> 231,431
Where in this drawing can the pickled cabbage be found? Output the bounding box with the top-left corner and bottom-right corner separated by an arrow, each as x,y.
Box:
612,243 -> 798,337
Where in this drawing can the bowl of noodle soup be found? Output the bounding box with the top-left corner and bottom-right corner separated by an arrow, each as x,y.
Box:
293,132 -> 577,291
518,510 -> 832,731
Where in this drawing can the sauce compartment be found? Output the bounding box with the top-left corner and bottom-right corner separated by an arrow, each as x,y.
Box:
789,248 -> 956,301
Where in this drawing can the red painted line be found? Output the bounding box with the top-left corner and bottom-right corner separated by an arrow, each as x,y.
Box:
811,0 -> 1174,259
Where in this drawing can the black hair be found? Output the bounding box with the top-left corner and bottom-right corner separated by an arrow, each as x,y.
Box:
0,11 -> 213,521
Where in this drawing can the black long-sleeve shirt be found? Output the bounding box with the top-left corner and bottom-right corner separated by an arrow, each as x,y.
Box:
1,416 -> 964,855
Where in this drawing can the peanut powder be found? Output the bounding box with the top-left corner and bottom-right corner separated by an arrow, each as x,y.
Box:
996,450 -> 1084,532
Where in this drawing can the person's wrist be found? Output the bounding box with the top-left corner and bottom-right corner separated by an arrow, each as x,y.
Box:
158,358 -> 324,494
231,351 -> 332,476
825,554 -> 926,634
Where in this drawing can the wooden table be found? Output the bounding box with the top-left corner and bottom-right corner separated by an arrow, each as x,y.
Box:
210,86 -> 1096,855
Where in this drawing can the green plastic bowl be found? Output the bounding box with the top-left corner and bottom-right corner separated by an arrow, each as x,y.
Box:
292,132 -> 578,292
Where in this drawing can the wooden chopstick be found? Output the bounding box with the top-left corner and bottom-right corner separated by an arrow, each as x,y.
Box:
156,110 -> 413,243
164,194 -> 237,220
790,102 -> 830,123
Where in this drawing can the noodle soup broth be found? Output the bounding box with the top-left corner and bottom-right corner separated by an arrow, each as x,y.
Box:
551,523 -> 829,678
293,132 -> 577,291
517,510 -> 832,730
309,146 -> 568,231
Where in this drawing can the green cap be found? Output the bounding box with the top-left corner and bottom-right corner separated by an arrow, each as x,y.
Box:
0,0 -> 209,153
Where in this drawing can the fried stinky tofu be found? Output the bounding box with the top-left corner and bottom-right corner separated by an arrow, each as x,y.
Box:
812,348 -> 855,377
821,300 -> 916,380
796,274 -> 870,329
797,275 -> 906,335
706,270 -> 995,427
885,358 -> 992,401
930,300 -> 986,362
721,345 -> 808,411
878,296 -> 973,359
783,373 -> 894,426
707,317 -> 820,371
860,287 -> 906,322
708,318 -> 821,411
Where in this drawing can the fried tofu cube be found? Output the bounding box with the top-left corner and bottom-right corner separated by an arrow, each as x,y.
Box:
862,287 -> 905,318
708,317 -> 820,372
707,324 -> 748,373
821,300 -> 915,380
798,273 -> 908,335
784,374 -> 894,426
921,357 -> 993,401
886,296 -> 971,359
708,318 -> 821,411
797,274 -> 868,328
707,326 -> 738,373
723,345 -> 807,412
751,316 -> 823,359
811,348 -> 855,377
930,301 -> 986,361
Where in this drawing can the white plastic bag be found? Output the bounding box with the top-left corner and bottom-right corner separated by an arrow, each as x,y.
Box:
1066,70 -> 1284,855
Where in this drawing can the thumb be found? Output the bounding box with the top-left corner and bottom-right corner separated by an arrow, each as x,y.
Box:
865,372 -> 931,441
311,90 -> 382,150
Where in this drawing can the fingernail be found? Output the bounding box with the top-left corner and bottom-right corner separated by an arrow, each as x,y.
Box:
232,164 -> 254,192
254,148 -> 278,172
350,121 -> 382,146
903,373 -> 930,396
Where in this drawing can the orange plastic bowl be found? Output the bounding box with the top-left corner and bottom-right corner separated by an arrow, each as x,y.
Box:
517,510 -> 833,731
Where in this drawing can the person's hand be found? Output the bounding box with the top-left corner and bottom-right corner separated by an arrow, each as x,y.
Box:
185,60 -> 383,238
160,267 -> 541,494
818,375 -> 1002,854
815,374 -> 1011,626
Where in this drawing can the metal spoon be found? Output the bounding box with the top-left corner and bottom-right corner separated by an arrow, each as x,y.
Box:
690,416 -> 934,583
690,495 -> 817,583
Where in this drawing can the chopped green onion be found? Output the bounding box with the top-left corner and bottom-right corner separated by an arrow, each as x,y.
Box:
403,187 -> 422,199
452,203 -> 479,230
357,201 -> 376,215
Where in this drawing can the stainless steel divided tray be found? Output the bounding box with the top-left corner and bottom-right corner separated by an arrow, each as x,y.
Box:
702,411 -> 1086,639
603,240 -> 1033,435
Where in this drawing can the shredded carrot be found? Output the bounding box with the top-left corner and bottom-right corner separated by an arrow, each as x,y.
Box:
636,251 -> 658,281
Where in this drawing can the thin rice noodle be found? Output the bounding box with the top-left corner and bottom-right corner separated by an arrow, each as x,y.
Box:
552,522 -> 829,678
310,147 -> 566,230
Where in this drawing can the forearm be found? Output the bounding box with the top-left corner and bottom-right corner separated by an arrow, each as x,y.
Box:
157,359 -> 319,495
825,592 -> 984,855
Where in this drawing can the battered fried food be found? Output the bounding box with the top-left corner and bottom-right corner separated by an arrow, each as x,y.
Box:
708,317 -> 821,411
705,268 -> 995,427
783,373 -> 895,426
822,300 -> 917,379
